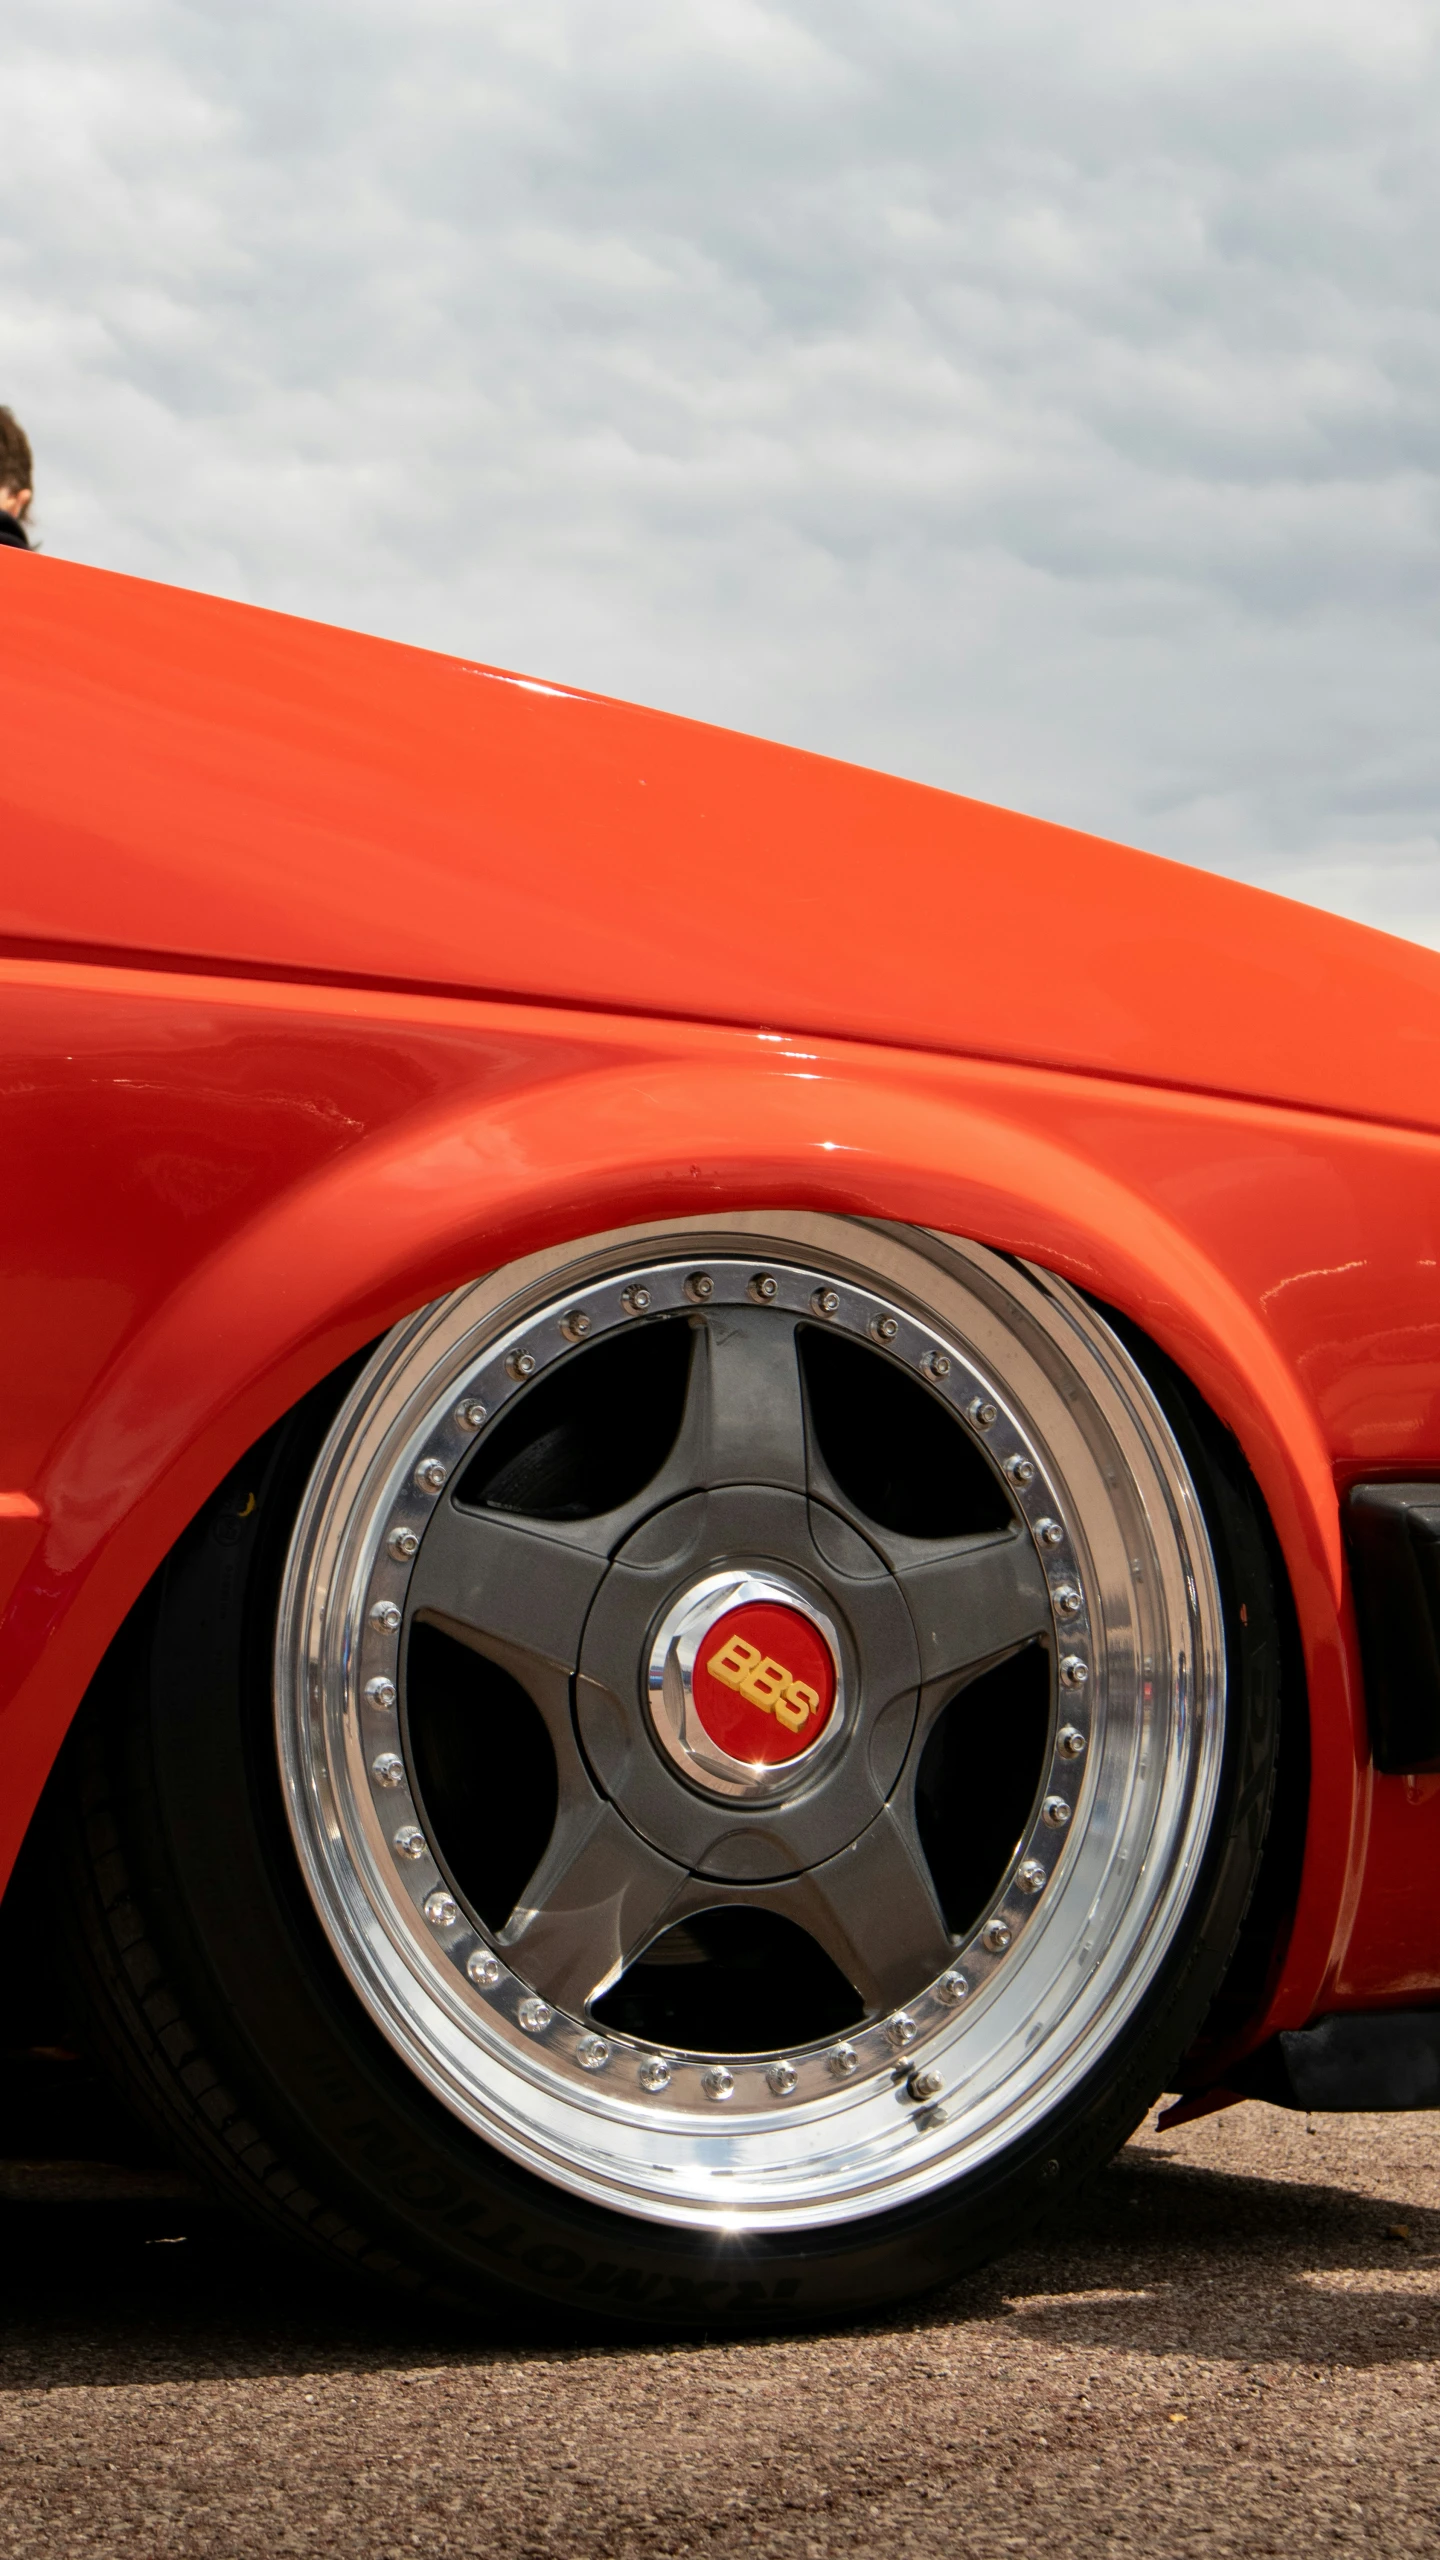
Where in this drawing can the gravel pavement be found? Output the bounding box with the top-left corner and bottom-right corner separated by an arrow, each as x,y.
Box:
1,2102 -> 1437,2556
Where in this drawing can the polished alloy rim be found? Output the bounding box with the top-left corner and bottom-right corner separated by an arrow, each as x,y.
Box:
275,1215 -> 1226,2232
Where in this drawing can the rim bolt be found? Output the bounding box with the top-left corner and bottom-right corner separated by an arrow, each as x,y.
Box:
1042,1794 -> 1073,1828
908,2068 -> 944,2103
517,1997 -> 552,2034
968,1397 -> 998,1430
1058,1724 -> 1087,1758
925,1352 -> 951,1379
749,1273 -> 779,1304
393,1825 -> 426,1862
466,1949 -> 501,1989
1054,1585 -> 1082,1616
1006,1454 -> 1036,1487
870,1314 -> 899,1343
685,1271 -> 715,1302
454,1398 -> 487,1430
424,1888 -> 459,1929
702,2066 -> 736,2102
414,1458 -> 447,1494
637,2055 -> 671,2093
1017,1859 -> 1047,1895
982,1918 -> 1013,1954
560,1308 -> 592,1341
766,2060 -> 798,2097
388,1526 -> 419,1561
506,1348 -> 537,1380
371,1753 -> 405,1789
885,2013 -> 918,2049
576,2035 -> 611,2071
810,1286 -> 840,1317
1035,1517 -> 1064,1546
936,1970 -> 970,2006
365,1675 -> 397,1709
827,2043 -> 859,2079
621,1285 -> 652,1315
1060,1656 -> 1090,1690
369,1600 -> 402,1631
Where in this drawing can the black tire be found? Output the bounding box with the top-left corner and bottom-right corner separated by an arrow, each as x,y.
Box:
43,1242 -> 1284,2332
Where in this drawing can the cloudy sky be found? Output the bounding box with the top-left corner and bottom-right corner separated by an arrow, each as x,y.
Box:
5,1 -> 1439,941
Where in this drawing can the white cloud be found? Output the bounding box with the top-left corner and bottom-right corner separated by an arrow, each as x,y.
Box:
2,0 -> 1438,939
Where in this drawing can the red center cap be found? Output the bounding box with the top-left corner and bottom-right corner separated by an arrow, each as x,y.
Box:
690,1601 -> 838,1767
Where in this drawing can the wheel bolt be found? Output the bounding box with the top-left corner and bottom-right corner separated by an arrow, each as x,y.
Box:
1060,1656 -> 1089,1689
621,1285 -> 652,1315
886,2013 -> 918,2049
908,2068 -> 944,2103
576,2035 -> 610,2072
810,1287 -> 840,1317
1058,1724 -> 1087,1758
506,1348 -> 537,1380
702,2066 -> 736,2102
414,1457 -> 447,1494
454,1398 -> 487,1431
1035,1516 -> 1064,1546
982,1918 -> 1012,1954
388,1526 -> 419,1561
870,1314 -> 898,1343
827,2043 -> 859,2079
1006,1453 -> 1036,1487
560,1308 -> 591,1341
371,1753 -> 405,1789
637,2055 -> 671,2093
685,1272 -> 715,1302
968,1397 -> 997,1430
766,2060 -> 798,2096
749,1273 -> 779,1304
1042,1794 -> 1072,1828
1054,1585 -> 1082,1616
517,1997 -> 552,2034
365,1675 -> 397,1709
1017,1859 -> 1046,1895
936,1970 -> 970,2006
369,1600 -> 402,1631
467,1949 -> 501,1989
393,1826 -> 425,1862
424,1889 -> 459,1929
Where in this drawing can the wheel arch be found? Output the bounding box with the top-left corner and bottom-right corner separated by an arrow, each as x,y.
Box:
0,1042 -> 1356,2040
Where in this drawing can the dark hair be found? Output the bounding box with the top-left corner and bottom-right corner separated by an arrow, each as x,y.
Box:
0,407 -> 33,508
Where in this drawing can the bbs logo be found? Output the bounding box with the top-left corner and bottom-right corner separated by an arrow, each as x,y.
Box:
705,1632 -> 820,1734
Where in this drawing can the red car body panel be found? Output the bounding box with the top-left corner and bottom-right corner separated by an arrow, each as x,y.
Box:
2,555 -> 1439,2071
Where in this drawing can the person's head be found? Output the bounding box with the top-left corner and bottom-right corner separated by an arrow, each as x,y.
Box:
0,407 -> 33,521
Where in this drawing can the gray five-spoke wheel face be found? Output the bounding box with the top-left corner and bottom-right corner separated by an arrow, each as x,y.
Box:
276,1216 -> 1226,2232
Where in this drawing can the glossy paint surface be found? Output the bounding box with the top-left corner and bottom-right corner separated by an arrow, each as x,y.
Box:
1,559 -> 1439,2066
6,552 -> 1440,1134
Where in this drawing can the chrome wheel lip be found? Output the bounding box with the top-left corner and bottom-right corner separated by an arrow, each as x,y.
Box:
646,1568 -> 847,1801
274,1214 -> 1226,2234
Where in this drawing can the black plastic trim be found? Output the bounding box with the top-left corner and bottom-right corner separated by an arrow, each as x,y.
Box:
1237,2008 -> 1440,2112
1344,1482 -> 1440,1774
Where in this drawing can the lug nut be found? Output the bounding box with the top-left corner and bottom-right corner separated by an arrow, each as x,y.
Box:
766,2060 -> 799,2097
424,1888 -> 460,1929
1058,1724 -> 1087,1758
466,1949 -> 501,1989
517,1997 -> 552,2034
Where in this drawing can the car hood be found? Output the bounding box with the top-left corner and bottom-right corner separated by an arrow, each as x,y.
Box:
3,553 -> 1439,1134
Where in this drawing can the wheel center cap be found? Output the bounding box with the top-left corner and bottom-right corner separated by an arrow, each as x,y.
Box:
647,1571 -> 844,1801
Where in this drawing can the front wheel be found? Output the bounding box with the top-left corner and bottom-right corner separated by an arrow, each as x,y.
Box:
50,1216 -> 1280,2326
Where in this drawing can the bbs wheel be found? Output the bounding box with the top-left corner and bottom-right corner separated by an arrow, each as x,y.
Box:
51,1214 -> 1279,2326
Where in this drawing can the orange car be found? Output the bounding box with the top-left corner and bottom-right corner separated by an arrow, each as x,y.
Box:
2,554 -> 1438,2326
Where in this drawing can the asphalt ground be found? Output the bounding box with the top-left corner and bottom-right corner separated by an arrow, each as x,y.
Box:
1,2099 -> 1438,2556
